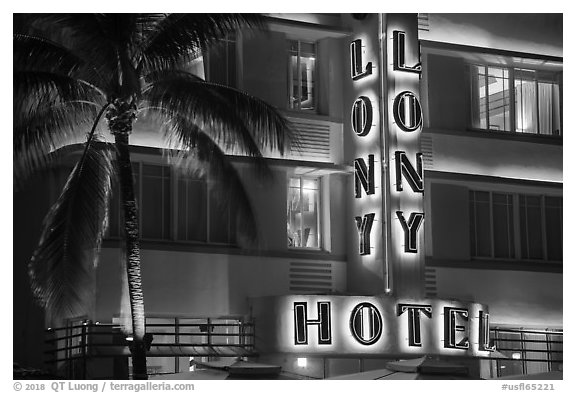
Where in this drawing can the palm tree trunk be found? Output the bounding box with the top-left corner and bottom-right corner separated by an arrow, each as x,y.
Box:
114,132 -> 148,380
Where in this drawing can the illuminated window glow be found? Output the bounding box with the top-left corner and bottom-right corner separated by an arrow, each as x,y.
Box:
288,40 -> 316,111
470,65 -> 561,136
287,177 -> 321,249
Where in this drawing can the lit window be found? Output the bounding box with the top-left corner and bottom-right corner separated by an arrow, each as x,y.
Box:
470,65 -> 561,136
287,177 -> 321,248
288,40 -> 316,111
470,65 -> 512,131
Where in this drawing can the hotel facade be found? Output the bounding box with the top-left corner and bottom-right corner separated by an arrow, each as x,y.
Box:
13,13 -> 562,379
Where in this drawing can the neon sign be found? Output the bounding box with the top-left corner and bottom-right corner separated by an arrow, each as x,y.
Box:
293,301 -> 331,345
397,303 -> 432,347
393,91 -> 423,132
351,96 -> 373,136
395,211 -> 425,253
250,295 -> 495,356
354,155 -> 375,197
350,39 -> 373,80
350,38 -> 379,257
349,23 -> 426,264
389,30 -> 425,258
292,299 -> 493,353
292,298 -> 492,353
349,302 -> 383,345
354,213 -> 375,256
393,30 -> 422,73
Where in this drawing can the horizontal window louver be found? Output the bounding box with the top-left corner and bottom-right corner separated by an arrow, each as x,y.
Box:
420,134 -> 434,170
287,118 -> 332,161
418,13 -> 430,32
289,261 -> 333,293
424,267 -> 437,298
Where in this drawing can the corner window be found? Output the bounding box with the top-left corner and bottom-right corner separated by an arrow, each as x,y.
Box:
288,40 -> 316,111
470,65 -> 561,136
287,176 -> 321,248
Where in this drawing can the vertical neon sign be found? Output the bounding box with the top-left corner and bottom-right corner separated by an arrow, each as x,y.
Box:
383,14 -> 426,298
349,30 -> 382,269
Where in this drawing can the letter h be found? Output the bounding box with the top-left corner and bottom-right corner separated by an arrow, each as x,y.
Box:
294,301 -> 332,345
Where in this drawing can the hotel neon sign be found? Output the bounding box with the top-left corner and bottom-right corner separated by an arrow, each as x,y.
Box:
245,295 -> 495,356
292,298 -> 495,353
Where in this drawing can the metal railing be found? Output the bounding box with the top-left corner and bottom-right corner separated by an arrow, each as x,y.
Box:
491,327 -> 563,378
45,318 -> 256,379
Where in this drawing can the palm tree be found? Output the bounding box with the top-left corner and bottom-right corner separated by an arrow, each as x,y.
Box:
14,14 -> 294,380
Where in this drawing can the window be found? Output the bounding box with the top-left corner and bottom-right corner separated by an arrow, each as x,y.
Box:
107,163 -> 236,245
140,164 -> 171,240
287,177 -> 321,248
470,191 -> 514,258
108,163 -> 171,240
471,65 -> 511,131
491,327 -> 563,378
519,195 -> 562,261
206,33 -> 237,87
288,40 -> 316,111
177,173 -> 237,244
469,191 -> 562,261
515,70 -> 561,135
470,65 -> 561,135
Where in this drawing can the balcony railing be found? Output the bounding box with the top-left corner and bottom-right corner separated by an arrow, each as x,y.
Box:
45,318 -> 256,379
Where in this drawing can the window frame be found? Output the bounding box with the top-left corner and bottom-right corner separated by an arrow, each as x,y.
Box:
106,162 -> 237,246
469,190 -> 562,262
469,63 -> 562,137
204,32 -> 238,88
287,175 -> 323,250
287,39 -> 317,112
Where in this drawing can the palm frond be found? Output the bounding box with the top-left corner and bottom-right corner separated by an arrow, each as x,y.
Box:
137,13 -> 265,74
144,70 -> 293,160
28,138 -> 114,319
16,14 -> 134,95
14,34 -> 104,87
14,101 -> 99,188
195,80 -> 297,156
14,70 -> 103,118
170,130 -> 260,244
14,70 -> 103,185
